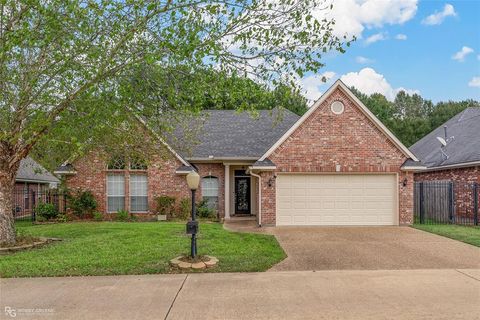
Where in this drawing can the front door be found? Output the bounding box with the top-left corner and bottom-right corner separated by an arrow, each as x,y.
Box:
234,174 -> 251,215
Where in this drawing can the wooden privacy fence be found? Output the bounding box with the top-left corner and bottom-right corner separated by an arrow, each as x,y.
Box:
414,181 -> 479,225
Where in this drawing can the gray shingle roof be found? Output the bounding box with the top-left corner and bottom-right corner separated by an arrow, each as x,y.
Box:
16,157 -> 60,183
253,159 -> 276,167
171,109 -> 300,159
410,107 -> 480,168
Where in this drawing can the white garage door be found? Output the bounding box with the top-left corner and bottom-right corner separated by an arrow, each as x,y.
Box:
276,174 -> 397,226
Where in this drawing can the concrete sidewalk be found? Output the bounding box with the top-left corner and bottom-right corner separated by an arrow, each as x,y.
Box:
1,269 -> 479,320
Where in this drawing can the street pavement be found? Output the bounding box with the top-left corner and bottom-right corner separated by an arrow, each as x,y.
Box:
1,269 -> 479,320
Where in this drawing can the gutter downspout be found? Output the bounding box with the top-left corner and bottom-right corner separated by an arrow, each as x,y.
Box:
249,171 -> 262,227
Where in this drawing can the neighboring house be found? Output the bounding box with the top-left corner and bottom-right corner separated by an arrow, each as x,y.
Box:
411,107 -> 480,184
14,157 -> 60,214
55,80 -> 420,226
410,107 -> 480,221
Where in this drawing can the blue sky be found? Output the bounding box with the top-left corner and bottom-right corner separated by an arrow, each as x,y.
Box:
301,0 -> 480,103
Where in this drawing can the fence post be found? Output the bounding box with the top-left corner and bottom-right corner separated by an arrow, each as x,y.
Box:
474,182 -> 478,226
419,182 -> 425,224
31,190 -> 36,223
63,193 -> 67,214
448,182 -> 454,223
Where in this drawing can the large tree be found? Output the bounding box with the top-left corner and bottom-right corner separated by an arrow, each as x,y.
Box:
0,0 -> 348,244
351,87 -> 479,147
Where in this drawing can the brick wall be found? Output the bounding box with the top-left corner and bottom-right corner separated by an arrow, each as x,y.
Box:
65,151 -> 227,219
195,163 -> 225,218
65,151 -> 191,218
414,166 -> 480,184
415,166 -> 480,219
261,87 -> 413,225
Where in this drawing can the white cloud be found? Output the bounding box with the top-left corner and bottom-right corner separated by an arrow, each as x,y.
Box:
299,71 -> 336,102
452,46 -> 474,62
365,32 -> 388,45
355,56 -> 374,64
477,54 -> 480,60
318,0 -> 418,39
422,4 -> 456,25
395,34 -> 407,40
340,68 -> 419,101
468,77 -> 480,88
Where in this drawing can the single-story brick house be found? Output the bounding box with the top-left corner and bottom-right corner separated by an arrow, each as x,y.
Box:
55,80 -> 422,226
411,107 -> 480,219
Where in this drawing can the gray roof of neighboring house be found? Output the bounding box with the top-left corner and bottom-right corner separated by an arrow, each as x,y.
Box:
171,109 -> 300,159
16,157 -> 60,183
410,107 -> 480,168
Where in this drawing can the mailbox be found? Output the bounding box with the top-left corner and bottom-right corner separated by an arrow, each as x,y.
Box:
186,221 -> 199,235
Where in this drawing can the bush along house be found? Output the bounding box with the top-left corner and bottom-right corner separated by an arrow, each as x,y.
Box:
410,107 -> 480,224
55,80 -> 422,226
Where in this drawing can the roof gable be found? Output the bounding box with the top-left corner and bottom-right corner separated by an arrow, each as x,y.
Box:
259,80 -> 418,162
16,157 -> 59,183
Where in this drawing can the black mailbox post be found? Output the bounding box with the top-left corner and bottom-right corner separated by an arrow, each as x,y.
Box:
187,189 -> 198,258
186,220 -> 199,235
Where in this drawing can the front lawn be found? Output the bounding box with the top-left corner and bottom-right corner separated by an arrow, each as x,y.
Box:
0,222 -> 286,278
413,224 -> 480,247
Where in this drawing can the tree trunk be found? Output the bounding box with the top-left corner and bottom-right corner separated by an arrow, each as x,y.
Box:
0,162 -> 17,245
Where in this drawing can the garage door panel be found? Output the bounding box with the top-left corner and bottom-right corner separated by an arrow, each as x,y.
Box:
276,174 -> 396,226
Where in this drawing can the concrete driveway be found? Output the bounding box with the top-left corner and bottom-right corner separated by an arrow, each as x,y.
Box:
268,226 -> 480,271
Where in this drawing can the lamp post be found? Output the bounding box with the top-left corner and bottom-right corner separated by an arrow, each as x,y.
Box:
186,171 -> 200,258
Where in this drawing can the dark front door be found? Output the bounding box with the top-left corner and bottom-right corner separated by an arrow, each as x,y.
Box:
235,176 -> 251,214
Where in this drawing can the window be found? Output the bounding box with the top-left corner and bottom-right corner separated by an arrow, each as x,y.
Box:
201,176 -> 219,209
129,157 -> 147,170
107,174 -> 125,212
107,156 -> 126,170
130,175 -> 148,212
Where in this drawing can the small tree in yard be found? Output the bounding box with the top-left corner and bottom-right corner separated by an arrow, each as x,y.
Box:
0,0 -> 349,244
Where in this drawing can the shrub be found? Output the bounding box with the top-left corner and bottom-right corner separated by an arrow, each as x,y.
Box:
68,190 -> 98,218
178,198 -> 191,220
57,213 -> 68,223
93,211 -> 103,221
35,203 -> 59,220
155,196 -> 176,218
196,199 -> 217,219
115,210 -> 129,221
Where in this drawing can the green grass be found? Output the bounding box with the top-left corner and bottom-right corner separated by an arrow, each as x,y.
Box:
0,222 -> 286,278
413,224 -> 480,247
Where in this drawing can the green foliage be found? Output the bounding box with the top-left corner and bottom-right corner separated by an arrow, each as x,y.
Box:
0,222 -> 286,277
178,198 -> 191,220
1,0 -> 348,171
93,212 -> 103,222
196,199 -> 217,219
68,191 -> 98,218
155,196 -> 176,217
35,203 -> 59,220
350,87 -> 479,147
115,210 -> 130,222
57,214 -> 69,223
414,224 -> 480,247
